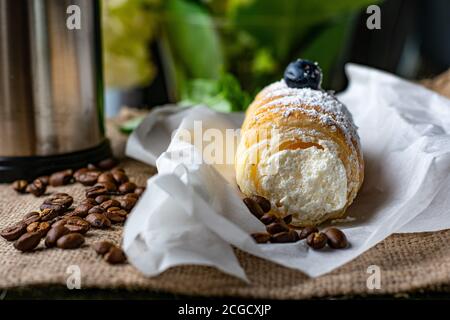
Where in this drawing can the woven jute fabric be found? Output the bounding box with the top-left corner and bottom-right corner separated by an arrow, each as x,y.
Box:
2,77 -> 450,298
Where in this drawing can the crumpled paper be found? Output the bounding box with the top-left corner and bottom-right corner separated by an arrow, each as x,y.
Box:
123,64 -> 450,280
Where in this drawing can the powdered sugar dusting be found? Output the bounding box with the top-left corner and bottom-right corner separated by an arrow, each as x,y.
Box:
258,80 -> 361,152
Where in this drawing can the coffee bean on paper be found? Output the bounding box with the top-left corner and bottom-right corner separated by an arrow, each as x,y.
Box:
250,195 -> 271,213
49,169 -> 73,186
298,226 -> 318,240
124,193 -> 139,200
324,228 -> 348,249
96,157 -> 118,170
92,241 -> 114,255
85,213 -> 111,228
271,230 -> 299,243
45,225 -> 70,248
118,182 -> 136,194
104,246 -> 127,264
26,179 -> 46,197
306,232 -> 328,250
12,180 -> 28,193
260,214 -> 276,225
1,222 -> 27,241
14,231 -> 42,252
82,197 -> 98,206
266,222 -> 289,235
243,197 -> 264,219
100,199 -> 120,210
56,233 -> 85,249
251,232 -> 272,244
95,195 -> 111,204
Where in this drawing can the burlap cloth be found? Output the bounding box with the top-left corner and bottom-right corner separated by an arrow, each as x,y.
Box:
1,74 -> 450,299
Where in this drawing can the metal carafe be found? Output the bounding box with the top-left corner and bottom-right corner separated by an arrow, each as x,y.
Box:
0,0 -> 111,182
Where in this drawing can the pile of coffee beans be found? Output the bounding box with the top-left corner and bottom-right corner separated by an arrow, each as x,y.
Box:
244,196 -> 348,250
2,158 -> 144,264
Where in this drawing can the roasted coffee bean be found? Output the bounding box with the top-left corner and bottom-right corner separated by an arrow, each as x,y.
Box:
26,179 -> 46,197
64,217 -> 90,234
39,203 -> 65,215
112,170 -> 129,185
85,213 -> 111,228
22,211 -> 41,225
85,185 -> 108,198
243,197 -> 264,219
97,157 -> 118,170
49,169 -> 74,186
251,232 -> 272,244
12,180 -> 28,193
39,208 -> 61,221
1,222 -> 27,241
111,167 -> 125,174
87,163 -> 97,170
45,225 -> 70,248
97,172 -> 115,184
88,205 -> 105,214
95,195 -> 111,204
43,193 -> 73,209
69,203 -> 95,218
266,222 -> 289,235
271,230 -> 299,243
105,207 -> 127,223
26,221 -> 50,236
56,233 -> 85,249
104,246 -> 127,264
118,182 -> 136,194
134,187 -> 146,197
282,214 -> 293,224
73,168 -> 90,180
14,231 -> 42,252
306,232 -> 328,250
260,214 -> 276,225
92,241 -> 114,255
324,228 -> 348,249
36,176 -> 50,186
95,181 -> 117,193
124,193 -> 139,200
77,170 -> 101,186
250,195 -> 271,213
51,218 -> 68,229
118,197 -> 137,211
100,199 -> 120,210
81,198 -> 98,206
298,226 -> 319,240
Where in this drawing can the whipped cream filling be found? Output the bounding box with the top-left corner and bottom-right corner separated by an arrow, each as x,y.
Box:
257,143 -> 347,224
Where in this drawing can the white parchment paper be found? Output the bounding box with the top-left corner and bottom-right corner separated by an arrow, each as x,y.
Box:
123,64 -> 450,280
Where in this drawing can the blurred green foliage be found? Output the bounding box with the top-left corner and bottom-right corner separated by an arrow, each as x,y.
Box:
103,0 -> 376,111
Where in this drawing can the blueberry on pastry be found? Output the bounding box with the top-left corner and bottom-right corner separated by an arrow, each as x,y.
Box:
236,60 -> 364,227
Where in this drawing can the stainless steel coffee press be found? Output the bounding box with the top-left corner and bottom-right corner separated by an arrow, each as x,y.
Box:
0,0 -> 111,182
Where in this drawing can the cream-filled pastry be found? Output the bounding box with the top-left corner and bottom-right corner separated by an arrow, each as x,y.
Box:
236,59 -> 364,226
